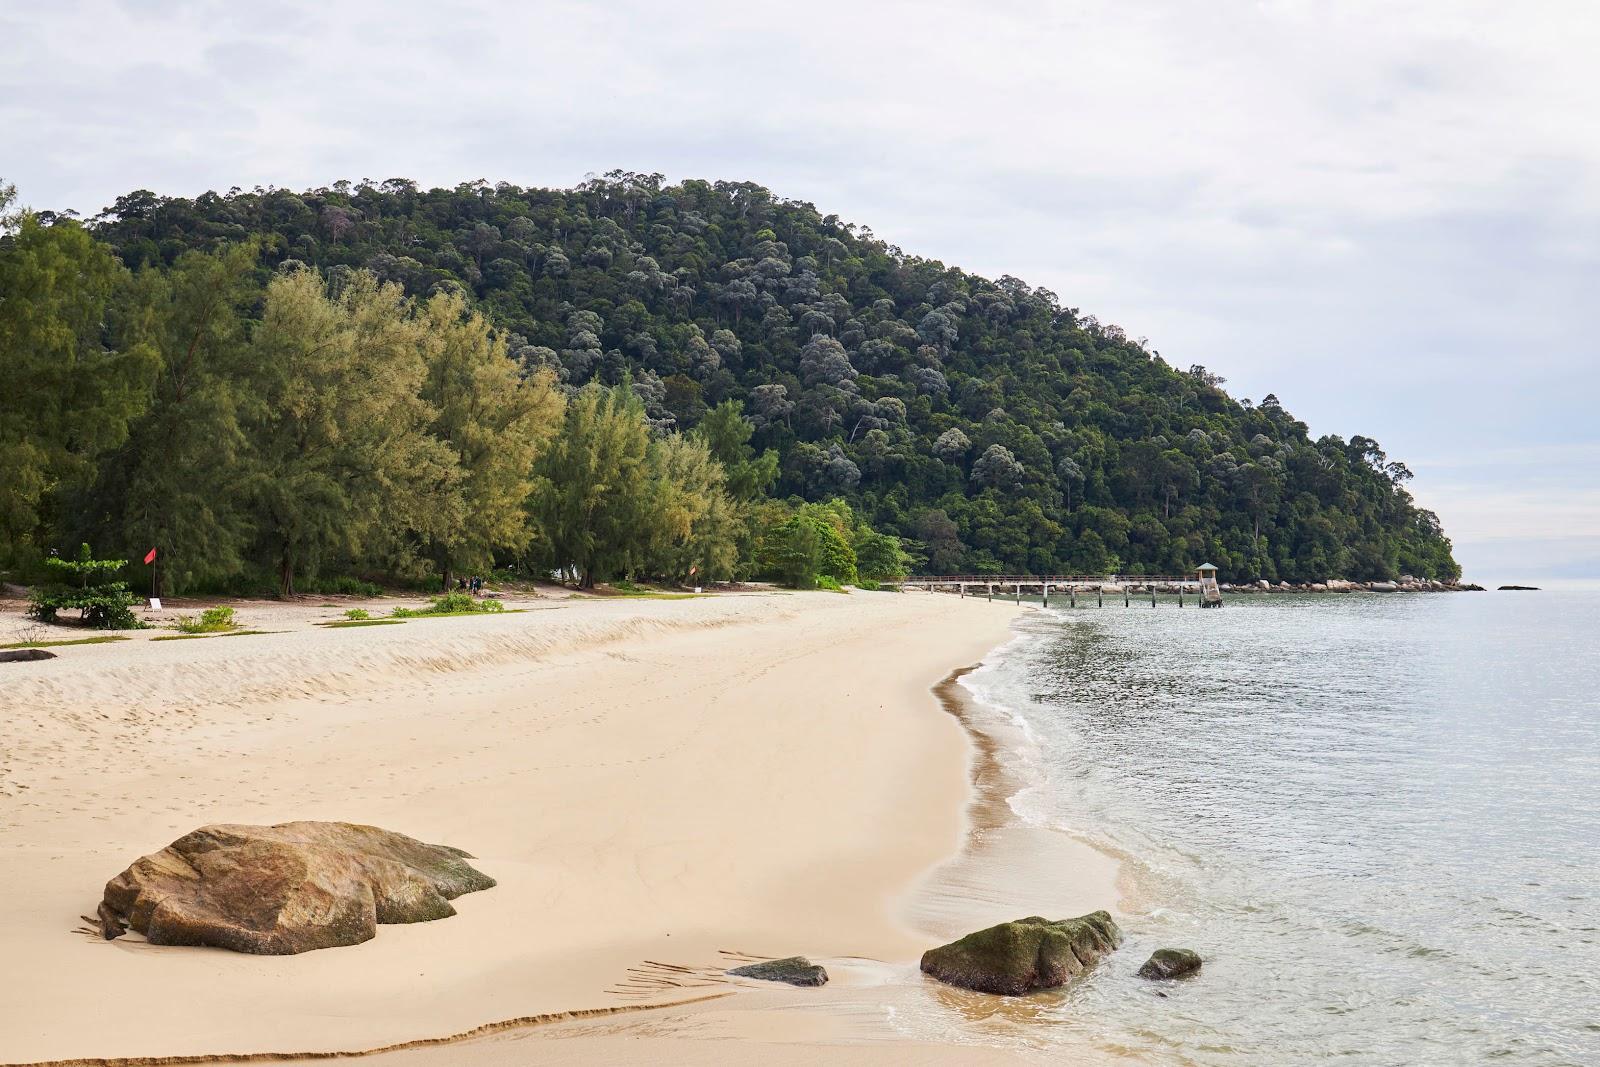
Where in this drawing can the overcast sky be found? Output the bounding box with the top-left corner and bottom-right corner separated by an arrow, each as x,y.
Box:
5,0 -> 1597,579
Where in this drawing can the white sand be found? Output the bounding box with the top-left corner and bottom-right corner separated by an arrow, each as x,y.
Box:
0,588 -> 1128,1065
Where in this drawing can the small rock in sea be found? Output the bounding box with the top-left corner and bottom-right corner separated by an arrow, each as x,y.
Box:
95,821 -> 495,954
920,912 -> 1122,995
1497,585 -> 1540,591
0,648 -> 56,662
1137,947 -> 1202,980
726,956 -> 828,986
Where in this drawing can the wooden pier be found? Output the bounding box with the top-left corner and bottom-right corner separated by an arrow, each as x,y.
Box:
904,571 -> 1224,608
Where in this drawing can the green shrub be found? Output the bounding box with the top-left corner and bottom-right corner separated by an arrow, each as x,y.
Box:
343,608 -> 371,620
29,584 -> 143,629
300,575 -> 383,597
175,606 -> 238,634
391,592 -> 504,618
26,545 -> 145,629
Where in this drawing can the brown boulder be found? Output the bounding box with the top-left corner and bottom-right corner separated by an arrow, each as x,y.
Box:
95,821 -> 495,954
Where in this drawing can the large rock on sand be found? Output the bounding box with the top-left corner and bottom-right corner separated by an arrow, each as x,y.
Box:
920,912 -> 1122,995
95,821 -> 495,954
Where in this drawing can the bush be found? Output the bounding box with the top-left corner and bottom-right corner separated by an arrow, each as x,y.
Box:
300,576 -> 383,598
28,584 -> 143,629
343,608 -> 371,620
26,544 -> 145,630
175,606 -> 238,634
391,592 -> 504,618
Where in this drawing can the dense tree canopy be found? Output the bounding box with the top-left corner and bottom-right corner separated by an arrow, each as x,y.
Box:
2,173 -> 1460,588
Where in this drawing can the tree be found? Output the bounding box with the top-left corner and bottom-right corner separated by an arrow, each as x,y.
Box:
530,382 -> 653,587
914,509 -> 966,573
643,433 -> 740,583
27,542 -> 141,629
691,400 -> 778,501
759,503 -> 857,588
1057,456 -> 1085,512
933,427 -> 972,462
416,290 -> 563,584
246,268 -> 459,594
853,523 -> 914,581
92,243 -> 260,594
971,444 -> 1025,488
0,215 -> 156,567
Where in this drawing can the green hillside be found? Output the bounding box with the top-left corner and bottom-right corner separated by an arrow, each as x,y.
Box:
5,172 -> 1459,588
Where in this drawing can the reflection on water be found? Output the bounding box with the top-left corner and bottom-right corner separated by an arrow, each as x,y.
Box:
956,590 -> 1600,1066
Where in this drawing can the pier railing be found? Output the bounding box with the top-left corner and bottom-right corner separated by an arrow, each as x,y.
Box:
900,574 -> 1218,607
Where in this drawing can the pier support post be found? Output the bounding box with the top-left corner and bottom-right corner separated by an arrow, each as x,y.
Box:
1124,589 -> 1130,607
987,584 -> 992,602
1042,583 -> 1049,608
1070,588 -> 1076,608
1015,583 -> 1021,604
959,583 -> 965,599
1178,587 -> 1184,607
1151,587 -> 1157,607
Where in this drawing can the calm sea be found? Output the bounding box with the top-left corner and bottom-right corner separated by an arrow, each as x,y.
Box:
959,588 -> 1600,1066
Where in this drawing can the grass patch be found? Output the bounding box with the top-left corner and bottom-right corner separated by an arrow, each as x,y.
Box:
343,607 -> 372,620
152,630 -> 270,641
319,618 -> 407,628
1,634 -> 131,649
393,608 -> 526,619
607,591 -> 704,600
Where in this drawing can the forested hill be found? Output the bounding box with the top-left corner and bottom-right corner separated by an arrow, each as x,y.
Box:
84,172 -> 1457,582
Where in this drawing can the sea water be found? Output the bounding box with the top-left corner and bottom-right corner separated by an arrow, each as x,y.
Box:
958,589 -> 1600,1066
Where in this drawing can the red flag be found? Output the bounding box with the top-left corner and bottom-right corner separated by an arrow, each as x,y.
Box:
144,548 -> 157,565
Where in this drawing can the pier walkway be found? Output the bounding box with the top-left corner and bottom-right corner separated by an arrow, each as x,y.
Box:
904,574 -> 1224,607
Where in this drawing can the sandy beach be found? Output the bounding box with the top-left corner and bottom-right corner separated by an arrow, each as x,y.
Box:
0,589 -> 1125,1064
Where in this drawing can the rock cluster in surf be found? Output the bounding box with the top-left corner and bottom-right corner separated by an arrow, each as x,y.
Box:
93,821 -> 495,954
920,911 -> 1123,995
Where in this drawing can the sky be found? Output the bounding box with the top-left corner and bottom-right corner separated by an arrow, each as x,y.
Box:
4,0 -> 1597,580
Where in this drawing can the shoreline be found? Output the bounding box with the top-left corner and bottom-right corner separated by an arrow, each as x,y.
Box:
2,590 -> 1068,1065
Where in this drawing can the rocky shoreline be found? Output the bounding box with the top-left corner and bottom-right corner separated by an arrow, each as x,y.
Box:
1218,577 -> 1485,593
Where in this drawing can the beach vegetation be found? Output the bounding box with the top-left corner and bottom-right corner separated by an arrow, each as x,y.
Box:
174,605 -> 239,634
0,634 -> 130,649
2,173 -> 1459,587
390,591 -> 506,617
319,618 -> 406,627
342,608 -> 371,620
26,544 -> 144,629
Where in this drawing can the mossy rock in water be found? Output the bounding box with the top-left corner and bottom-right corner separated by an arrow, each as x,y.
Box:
1137,947 -> 1202,980
726,956 -> 828,986
920,911 -> 1122,995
